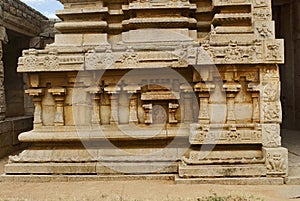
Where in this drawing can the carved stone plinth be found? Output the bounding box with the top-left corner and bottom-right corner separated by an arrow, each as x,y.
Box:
4,0 -> 288,183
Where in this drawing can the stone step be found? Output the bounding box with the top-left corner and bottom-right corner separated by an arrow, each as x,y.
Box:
0,174 -> 175,183
288,165 -> 300,177
5,161 -> 178,175
179,164 -> 267,178
175,175 -> 284,185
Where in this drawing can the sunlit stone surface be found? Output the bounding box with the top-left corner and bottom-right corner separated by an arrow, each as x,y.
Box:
4,0 -> 288,183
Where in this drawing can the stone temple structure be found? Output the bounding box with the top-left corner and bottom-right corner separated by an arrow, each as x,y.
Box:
4,0 -> 287,183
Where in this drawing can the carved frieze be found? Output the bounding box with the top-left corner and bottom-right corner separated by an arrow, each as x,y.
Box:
198,39 -> 284,64
190,123 -> 262,144
18,49 -> 84,72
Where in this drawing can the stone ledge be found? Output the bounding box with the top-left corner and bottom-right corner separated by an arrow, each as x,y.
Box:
175,175 -> 285,185
285,176 -> 300,185
0,174 -> 175,183
0,174 -> 290,185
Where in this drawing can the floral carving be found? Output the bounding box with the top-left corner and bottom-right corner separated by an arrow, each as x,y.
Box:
120,47 -> 139,65
44,51 -> 59,70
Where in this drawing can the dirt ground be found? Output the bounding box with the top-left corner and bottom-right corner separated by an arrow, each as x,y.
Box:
0,156 -> 299,201
0,179 -> 299,201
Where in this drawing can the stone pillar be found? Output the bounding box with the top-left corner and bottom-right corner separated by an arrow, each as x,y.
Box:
198,93 -> 210,124
25,89 -> 44,128
105,85 -> 121,125
248,83 -> 260,123
86,86 -> 101,125
49,88 -> 66,126
182,92 -> 193,123
129,94 -> 138,124
194,82 -> 215,124
223,82 -> 241,124
109,94 -> 119,125
143,104 -> 152,124
169,103 -> 179,124
0,24 -> 6,121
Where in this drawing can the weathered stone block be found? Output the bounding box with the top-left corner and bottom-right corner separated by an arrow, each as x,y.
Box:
263,147 -> 288,177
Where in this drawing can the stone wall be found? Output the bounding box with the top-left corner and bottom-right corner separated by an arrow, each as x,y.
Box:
0,0 -> 55,158
1,0 -> 47,36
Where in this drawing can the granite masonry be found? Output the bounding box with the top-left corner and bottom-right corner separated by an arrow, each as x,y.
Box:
2,0 -> 292,184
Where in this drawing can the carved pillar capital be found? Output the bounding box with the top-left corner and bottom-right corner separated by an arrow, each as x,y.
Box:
25,88 -> 44,97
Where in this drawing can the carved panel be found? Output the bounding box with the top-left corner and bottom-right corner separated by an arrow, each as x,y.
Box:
262,124 -> 281,147
263,147 -> 288,176
190,123 -> 262,144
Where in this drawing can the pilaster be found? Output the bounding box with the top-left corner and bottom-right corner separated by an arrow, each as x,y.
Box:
25,89 -> 44,128
49,88 -> 66,126
86,86 -> 102,125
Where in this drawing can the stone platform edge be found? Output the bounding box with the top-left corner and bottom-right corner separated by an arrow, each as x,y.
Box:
1,174 -> 300,185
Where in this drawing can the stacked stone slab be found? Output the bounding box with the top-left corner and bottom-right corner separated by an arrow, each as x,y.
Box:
5,0 -> 287,182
